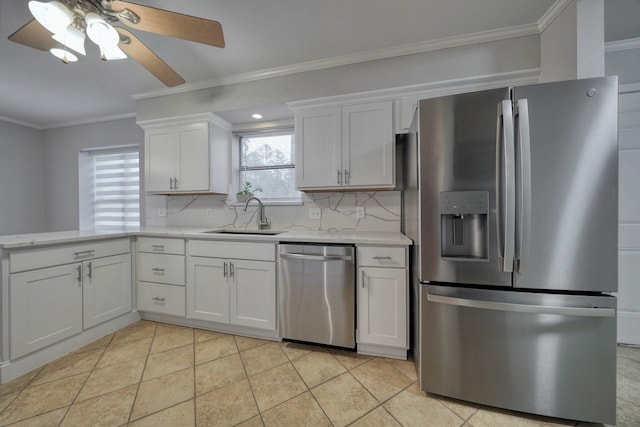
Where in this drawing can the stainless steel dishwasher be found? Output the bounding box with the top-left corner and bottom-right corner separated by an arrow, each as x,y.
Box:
279,244 -> 355,349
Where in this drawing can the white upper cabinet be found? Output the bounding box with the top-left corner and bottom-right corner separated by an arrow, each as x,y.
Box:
140,113 -> 231,194
294,101 -> 395,190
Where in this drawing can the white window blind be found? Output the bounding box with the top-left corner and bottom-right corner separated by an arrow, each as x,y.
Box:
92,150 -> 140,228
236,129 -> 301,202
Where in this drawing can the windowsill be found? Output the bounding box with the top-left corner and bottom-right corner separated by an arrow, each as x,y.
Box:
226,199 -> 303,207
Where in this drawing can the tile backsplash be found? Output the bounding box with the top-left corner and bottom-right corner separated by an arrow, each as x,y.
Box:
145,191 -> 401,232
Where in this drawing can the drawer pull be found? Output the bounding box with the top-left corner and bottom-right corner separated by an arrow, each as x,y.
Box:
73,250 -> 95,259
372,256 -> 392,260
151,245 -> 165,250
152,267 -> 165,273
152,297 -> 166,302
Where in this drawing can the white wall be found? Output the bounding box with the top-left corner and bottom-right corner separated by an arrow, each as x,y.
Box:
539,0 -> 604,82
0,121 -> 46,235
607,47 -> 640,345
43,118 -> 144,231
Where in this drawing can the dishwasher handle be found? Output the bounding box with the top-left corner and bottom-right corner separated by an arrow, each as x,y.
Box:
280,253 -> 353,262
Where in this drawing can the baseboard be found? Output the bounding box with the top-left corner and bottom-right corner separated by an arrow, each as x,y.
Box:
357,342 -> 407,360
0,312 -> 141,384
140,312 -> 281,342
618,310 -> 640,345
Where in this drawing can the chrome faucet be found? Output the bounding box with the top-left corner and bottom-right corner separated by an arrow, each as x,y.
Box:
243,197 -> 270,230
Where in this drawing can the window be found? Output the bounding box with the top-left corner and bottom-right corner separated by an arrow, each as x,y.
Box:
235,129 -> 301,202
79,146 -> 140,229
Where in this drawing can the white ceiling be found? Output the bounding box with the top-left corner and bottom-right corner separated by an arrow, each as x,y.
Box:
0,0 -> 636,129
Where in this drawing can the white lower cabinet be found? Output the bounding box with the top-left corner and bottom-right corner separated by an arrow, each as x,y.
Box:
136,237 -> 186,317
8,238 -> 132,359
10,264 -> 83,360
357,246 -> 408,357
83,254 -> 132,329
187,240 -> 276,331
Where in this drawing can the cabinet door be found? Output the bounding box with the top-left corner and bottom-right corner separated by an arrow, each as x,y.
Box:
229,260 -> 276,330
186,256 -> 229,323
176,123 -> 210,192
357,267 -> 407,348
295,107 -> 342,189
145,128 -> 176,192
10,264 -> 83,359
342,101 -> 394,188
83,254 -> 132,329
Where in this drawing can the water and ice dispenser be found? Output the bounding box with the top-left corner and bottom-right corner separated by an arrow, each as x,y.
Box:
440,191 -> 489,261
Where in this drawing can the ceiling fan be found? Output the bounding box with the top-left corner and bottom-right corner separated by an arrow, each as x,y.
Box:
8,0 -> 225,87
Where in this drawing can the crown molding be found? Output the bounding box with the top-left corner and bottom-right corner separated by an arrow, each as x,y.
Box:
606,37 -> 640,53
537,0 -> 573,33
288,68 -> 540,111
0,116 -> 43,130
132,23 -> 539,101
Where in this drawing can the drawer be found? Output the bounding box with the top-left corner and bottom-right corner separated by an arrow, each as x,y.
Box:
137,237 -> 185,255
10,238 -> 131,273
357,246 -> 406,268
137,253 -> 185,286
189,240 -> 276,262
137,282 -> 185,317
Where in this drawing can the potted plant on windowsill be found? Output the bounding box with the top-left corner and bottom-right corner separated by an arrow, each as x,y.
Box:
237,181 -> 258,202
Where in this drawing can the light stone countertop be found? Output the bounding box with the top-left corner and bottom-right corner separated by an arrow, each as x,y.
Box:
0,227 -> 412,250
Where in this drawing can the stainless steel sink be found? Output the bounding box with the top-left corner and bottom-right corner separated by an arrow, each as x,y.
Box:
203,229 -> 283,236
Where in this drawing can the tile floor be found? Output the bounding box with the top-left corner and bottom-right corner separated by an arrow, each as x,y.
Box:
0,320 -> 638,427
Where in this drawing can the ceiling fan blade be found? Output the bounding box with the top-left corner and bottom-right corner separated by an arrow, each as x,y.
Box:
8,19 -> 56,51
116,27 -> 185,87
111,1 -> 225,48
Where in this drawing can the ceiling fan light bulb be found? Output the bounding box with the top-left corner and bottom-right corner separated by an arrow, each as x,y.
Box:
85,12 -> 119,48
50,47 -> 78,63
29,1 -> 73,34
52,26 -> 86,55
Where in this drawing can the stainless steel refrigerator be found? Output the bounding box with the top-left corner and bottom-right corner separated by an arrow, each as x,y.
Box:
403,76 -> 618,424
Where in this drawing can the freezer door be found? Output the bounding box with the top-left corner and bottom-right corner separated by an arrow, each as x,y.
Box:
421,284 -> 616,424
418,89 -> 513,286
512,77 -> 618,292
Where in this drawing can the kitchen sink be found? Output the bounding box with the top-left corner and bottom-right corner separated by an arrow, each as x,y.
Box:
203,229 -> 283,236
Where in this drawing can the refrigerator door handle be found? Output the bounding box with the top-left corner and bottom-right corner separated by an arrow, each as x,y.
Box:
427,293 -> 616,318
496,100 -> 516,272
516,99 -> 532,273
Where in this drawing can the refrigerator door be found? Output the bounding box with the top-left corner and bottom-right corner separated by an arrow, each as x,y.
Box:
421,284 -> 617,424
512,77 -> 618,292
418,88 -> 513,286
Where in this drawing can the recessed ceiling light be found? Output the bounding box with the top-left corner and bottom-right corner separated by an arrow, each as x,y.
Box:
252,113 -> 263,119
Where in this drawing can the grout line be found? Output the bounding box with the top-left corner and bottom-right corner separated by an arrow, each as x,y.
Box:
235,335 -> 266,426
125,321 -> 158,424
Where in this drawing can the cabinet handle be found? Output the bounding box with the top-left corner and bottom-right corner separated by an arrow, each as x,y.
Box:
337,170 -> 342,185
73,250 -> 95,259
76,265 -> 82,284
344,169 -> 349,184
87,262 -> 92,279
152,267 -> 165,273
230,262 -> 235,278
151,244 -> 165,251
152,297 -> 166,302
362,273 -> 366,289
372,256 -> 392,260
223,262 -> 228,277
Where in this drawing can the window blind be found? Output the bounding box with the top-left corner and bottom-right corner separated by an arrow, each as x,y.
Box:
93,151 -> 140,228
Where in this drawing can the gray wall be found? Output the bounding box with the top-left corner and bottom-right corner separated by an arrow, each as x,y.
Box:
43,118 -> 144,232
0,121 -> 46,235
136,35 -> 541,121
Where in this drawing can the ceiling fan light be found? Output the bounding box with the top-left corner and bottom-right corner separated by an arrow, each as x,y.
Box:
50,47 -> 78,63
52,26 -> 86,55
100,44 -> 127,61
85,12 -> 119,48
29,1 -> 73,34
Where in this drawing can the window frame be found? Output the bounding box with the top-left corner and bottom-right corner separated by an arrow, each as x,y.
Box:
233,128 -> 302,205
78,145 -> 141,230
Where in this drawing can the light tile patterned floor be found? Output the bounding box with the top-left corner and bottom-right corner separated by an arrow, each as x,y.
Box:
0,320 -> 638,427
